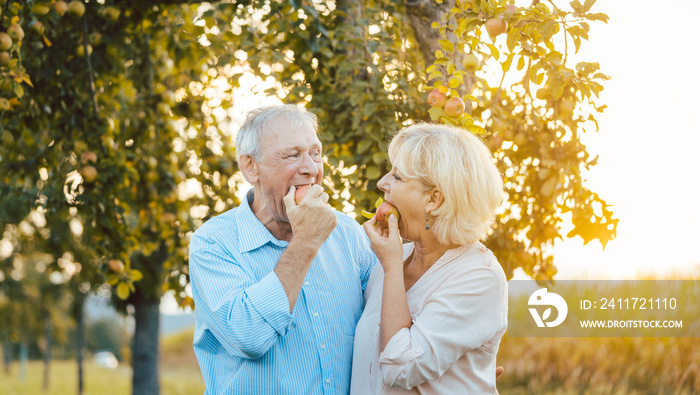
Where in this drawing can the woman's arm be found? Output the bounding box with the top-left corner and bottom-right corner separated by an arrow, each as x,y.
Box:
362,214 -> 411,349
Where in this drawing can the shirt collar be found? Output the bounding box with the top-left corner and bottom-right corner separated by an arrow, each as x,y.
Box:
236,188 -> 288,253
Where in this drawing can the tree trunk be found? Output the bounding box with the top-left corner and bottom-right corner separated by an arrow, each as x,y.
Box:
131,299 -> 160,395
2,341 -> 11,375
72,294 -> 86,395
404,0 -> 454,66
18,342 -> 28,382
43,311 -> 52,394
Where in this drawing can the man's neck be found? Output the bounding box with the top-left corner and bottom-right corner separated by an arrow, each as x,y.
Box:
249,190 -> 294,242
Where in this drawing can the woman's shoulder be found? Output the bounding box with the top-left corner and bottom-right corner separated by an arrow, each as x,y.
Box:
443,242 -> 507,288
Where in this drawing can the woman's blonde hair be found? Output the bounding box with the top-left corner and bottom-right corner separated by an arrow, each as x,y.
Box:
388,123 -> 503,245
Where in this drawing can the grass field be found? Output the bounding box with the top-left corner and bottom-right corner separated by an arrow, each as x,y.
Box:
1,329 -> 205,395
3,324 -> 698,394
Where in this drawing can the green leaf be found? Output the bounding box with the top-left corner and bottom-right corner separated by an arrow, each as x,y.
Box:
372,152 -> 385,164
13,84 -> 24,99
116,282 -> 130,300
367,166 -> 381,179
357,139 -> 373,154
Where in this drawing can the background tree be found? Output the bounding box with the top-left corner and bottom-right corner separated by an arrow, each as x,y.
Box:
1,1 -> 240,394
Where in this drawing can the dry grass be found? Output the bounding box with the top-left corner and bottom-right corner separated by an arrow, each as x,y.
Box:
496,336 -> 700,394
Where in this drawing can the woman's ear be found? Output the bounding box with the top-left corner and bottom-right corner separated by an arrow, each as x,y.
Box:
425,188 -> 444,215
238,155 -> 259,184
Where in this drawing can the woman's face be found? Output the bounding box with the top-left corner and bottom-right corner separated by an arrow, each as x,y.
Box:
377,166 -> 430,241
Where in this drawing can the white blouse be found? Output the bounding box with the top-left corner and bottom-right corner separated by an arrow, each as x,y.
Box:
350,242 -> 508,394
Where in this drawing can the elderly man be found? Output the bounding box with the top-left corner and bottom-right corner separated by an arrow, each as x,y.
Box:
189,104 -> 377,394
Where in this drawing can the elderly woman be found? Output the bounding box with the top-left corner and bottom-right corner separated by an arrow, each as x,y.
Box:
350,123 -> 507,394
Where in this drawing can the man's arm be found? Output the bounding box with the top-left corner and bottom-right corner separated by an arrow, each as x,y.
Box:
190,232 -> 300,360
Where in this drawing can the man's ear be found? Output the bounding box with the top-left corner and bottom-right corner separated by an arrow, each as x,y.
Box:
425,188 -> 444,215
238,155 -> 259,184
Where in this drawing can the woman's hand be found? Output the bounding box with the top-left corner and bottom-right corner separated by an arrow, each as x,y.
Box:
363,213 -> 403,273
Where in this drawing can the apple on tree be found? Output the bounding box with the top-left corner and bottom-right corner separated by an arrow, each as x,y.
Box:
68,1 -> 85,18
54,1 -> 68,16
80,165 -> 98,183
427,89 -> 447,108
462,53 -> 480,72
485,16 -> 507,38
444,97 -> 465,117
0,33 -> 12,51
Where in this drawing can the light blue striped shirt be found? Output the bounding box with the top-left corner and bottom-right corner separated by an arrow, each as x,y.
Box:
189,190 -> 376,394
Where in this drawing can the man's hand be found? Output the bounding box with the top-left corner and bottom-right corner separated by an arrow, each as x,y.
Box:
284,185 -> 337,247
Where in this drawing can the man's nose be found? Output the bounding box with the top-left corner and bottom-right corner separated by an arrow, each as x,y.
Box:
298,153 -> 319,176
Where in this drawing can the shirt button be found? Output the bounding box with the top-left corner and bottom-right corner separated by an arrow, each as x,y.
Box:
313,312 -> 319,317
321,344 -> 326,349
304,281 -> 310,286
326,379 -> 331,384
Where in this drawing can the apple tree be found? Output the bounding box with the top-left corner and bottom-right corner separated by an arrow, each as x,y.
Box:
1,1 -> 242,393
228,0 -> 616,280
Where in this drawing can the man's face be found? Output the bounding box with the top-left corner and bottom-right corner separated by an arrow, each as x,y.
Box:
253,117 -> 323,222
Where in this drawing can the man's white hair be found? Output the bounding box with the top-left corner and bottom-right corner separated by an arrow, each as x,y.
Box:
236,104 -> 319,160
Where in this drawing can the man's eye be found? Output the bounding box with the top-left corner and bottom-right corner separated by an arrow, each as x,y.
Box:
392,173 -> 401,180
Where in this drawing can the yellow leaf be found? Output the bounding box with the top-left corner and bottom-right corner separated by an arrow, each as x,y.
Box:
20,74 -> 34,88
374,197 -> 384,209
361,210 -> 374,219
131,269 -> 144,281
43,36 -> 53,48
11,16 -> 20,24
116,282 -> 130,300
